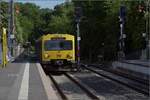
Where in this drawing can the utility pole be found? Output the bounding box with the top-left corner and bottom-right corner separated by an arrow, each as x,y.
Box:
8,0 -> 15,59
146,0 -> 150,59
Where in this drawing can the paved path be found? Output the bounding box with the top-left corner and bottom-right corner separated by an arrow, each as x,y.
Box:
122,60 -> 150,67
112,60 -> 150,75
0,62 -> 59,100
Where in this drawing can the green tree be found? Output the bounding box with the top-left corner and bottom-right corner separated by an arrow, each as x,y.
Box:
1,1 -> 146,61
48,3 -> 74,34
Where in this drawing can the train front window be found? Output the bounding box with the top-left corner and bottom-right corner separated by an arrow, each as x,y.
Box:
44,40 -> 72,50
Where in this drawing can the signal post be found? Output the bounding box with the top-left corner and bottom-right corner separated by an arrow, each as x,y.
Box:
75,7 -> 82,66
118,5 -> 126,60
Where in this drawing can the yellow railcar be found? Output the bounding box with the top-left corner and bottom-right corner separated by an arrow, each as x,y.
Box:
36,34 -> 76,71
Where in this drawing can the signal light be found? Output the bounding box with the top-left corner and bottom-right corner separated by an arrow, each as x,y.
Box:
120,5 -> 126,19
74,7 -> 82,22
66,54 -> 72,59
44,54 -> 49,58
138,4 -> 145,13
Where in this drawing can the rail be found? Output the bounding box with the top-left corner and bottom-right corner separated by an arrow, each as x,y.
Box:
80,64 -> 149,95
49,74 -> 68,100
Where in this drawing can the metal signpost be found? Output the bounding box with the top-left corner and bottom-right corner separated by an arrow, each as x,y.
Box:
75,7 -> 82,66
118,5 -> 126,60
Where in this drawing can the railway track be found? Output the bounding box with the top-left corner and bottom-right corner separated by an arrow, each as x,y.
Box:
80,64 -> 149,96
48,72 -> 99,100
88,64 -> 149,85
49,73 -> 68,100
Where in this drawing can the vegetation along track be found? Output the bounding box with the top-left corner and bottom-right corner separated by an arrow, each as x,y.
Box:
80,64 -> 149,96
48,72 -> 100,100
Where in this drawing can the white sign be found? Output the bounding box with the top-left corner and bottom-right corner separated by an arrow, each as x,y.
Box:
10,34 -> 15,39
142,33 -> 146,37
123,34 -> 126,39
77,37 -> 81,41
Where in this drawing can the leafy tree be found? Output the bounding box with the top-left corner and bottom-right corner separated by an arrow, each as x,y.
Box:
15,3 -> 41,44
1,0 -> 146,61
48,3 -> 74,34
125,1 -> 146,53
73,0 -> 117,61
0,1 -> 9,28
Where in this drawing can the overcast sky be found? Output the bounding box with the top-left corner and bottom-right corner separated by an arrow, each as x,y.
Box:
16,0 -> 65,9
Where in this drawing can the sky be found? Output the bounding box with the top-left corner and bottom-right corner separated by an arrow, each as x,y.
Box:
16,0 -> 66,9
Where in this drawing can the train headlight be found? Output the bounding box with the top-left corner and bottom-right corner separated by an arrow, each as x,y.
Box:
44,54 -> 49,58
66,54 -> 72,59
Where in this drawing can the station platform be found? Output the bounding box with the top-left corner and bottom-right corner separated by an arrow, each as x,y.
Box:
0,59 -> 59,100
120,60 -> 150,67
112,60 -> 150,80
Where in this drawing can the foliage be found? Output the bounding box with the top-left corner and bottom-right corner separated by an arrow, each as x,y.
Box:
0,1 -> 9,29
48,3 -> 74,34
0,1 -> 147,61
73,0 -> 146,61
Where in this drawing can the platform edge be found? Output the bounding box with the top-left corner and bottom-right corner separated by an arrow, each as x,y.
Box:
36,63 -> 59,100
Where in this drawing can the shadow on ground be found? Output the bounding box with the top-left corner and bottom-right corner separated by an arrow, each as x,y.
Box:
12,50 -> 39,63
